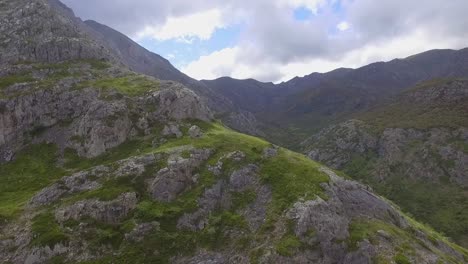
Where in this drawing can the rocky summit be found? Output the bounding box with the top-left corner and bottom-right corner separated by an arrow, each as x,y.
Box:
0,0 -> 467,264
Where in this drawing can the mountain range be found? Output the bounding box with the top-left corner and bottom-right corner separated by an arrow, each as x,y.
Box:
0,0 -> 467,263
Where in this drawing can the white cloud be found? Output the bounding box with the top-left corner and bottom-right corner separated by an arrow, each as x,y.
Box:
182,28 -> 467,83
337,21 -> 350,31
65,0 -> 468,82
276,0 -> 327,13
134,9 -> 225,42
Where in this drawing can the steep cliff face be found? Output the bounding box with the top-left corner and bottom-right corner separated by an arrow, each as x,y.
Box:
302,79 -> 468,246
0,0 -> 119,65
0,60 -> 211,162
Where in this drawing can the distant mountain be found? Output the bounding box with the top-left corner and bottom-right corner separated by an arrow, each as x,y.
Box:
198,48 -> 468,147
301,78 -> 468,246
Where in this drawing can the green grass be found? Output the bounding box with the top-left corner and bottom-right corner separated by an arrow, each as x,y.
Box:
394,253 -> 411,264
0,60 -> 111,99
346,219 -> 400,251
358,79 -> 468,132
231,189 -> 257,210
451,140 -> 468,154
63,176 -> 135,205
0,144 -> 66,221
260,148 -> 329,215
50,122 -> 330,262
31,211 -> 68,248
381,178 -> 468,247
4,120 -> 465,261
275,220 -> 306,256
346,216 -> 468,263
0,73 -> 35,90
275,234 -> 303,256
79,75 -> 159,97
341,141 -> 468,247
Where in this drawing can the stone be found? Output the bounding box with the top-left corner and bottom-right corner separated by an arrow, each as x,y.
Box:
55,192 -> 138,224
188,125 -> 203,138
29,165 -> 111,207
226,151 -> 246,161
148,149 -> 212,202
177,164 -> 270,232
125,222 -> 160,242
262,146 -> 279,158
162,124 -> 183,138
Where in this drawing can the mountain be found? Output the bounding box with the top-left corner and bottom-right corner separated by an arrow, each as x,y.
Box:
200,48 -> 468,147
1,0 -> 467,263
301,78 -> 468,246
82,20 -> 265,137
83,20 -> 194,86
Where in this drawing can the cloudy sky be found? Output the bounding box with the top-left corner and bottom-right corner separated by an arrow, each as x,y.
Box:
63,0 -> 468,83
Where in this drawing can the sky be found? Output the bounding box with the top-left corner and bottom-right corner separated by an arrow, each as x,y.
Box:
62,0 -> 468,83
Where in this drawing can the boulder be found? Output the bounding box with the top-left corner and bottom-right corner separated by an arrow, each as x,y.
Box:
188,125 -> 203,138
55,192 -> 138,224
148,149 -> 212,202
262,146 -> 279,159
162,124 -> 183,138
125,222 -> 160,242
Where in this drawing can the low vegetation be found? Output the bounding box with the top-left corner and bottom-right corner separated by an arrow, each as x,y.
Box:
77,74 -> 160,97
0,144 -> 66,222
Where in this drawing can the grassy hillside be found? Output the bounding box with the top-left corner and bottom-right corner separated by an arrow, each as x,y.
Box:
1,118 -> 466,262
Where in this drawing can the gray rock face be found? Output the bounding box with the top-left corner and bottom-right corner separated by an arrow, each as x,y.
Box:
0,0 -> 118,65
303,120 -> 468,187
55,192 -> 138,224
188,125 -> 203,138
148,149 -> 212,202
162,123 -> 183,138
29,165 -> 110,207
303,120 -> 378,169
0,70 -> 213,162
115,153 -> 160,177
150,82 -> 213,122
177,164 -> 271,232
125,222 -> 160,242
73,100 -> 133,157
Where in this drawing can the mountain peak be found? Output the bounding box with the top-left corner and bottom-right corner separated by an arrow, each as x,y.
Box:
0,0 -> 118,65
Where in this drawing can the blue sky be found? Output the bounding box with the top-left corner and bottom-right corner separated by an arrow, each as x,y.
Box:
64,0 -> 468,83
138,24 -> 243,69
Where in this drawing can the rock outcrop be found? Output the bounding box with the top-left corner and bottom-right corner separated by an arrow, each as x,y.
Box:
148,148 -> 212,202
55,192 -> 138,224
301,80 -> 468,246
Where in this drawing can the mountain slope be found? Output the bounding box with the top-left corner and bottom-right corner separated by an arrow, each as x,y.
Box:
84,20 -> 265,137
302,78 -> 468,246
199,48 -> 468,148
0,0 -> 120,65
83,20 -> 194,86
0,0 -> 467,263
